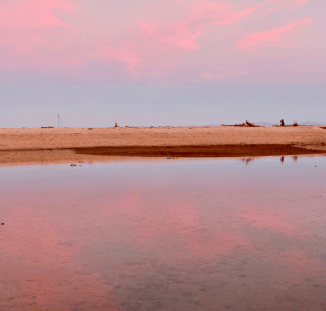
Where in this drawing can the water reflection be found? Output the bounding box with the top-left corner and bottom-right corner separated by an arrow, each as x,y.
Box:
241,157 -> 254,165
1,155 -> 326,310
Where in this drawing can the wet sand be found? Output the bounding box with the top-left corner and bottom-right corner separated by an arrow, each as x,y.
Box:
1,126 -> 326,165
72,144 -> 325,157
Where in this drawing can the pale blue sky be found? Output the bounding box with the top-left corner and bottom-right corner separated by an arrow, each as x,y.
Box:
1,81 -> 325,127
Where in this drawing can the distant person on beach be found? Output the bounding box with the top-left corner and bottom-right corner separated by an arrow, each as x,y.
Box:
280,119 -> 285,127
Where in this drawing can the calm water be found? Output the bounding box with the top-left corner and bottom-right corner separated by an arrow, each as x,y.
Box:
1,156 -> 326,311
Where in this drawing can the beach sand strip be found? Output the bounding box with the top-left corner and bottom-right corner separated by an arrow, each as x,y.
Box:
1,126 -> 326,165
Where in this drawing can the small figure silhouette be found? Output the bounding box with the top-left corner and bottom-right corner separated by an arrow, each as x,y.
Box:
280,119 -> 285,127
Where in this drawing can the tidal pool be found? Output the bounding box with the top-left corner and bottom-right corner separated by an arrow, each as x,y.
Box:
0,156 -> 326,311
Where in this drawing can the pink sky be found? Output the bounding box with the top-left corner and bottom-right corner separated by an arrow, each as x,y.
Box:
0,0 -> 324,84
0,0 -> 325,127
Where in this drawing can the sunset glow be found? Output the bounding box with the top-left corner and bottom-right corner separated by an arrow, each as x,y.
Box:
1,0 -> 325,127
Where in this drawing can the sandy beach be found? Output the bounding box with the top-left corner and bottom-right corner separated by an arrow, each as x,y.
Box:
1,126 -> 326,166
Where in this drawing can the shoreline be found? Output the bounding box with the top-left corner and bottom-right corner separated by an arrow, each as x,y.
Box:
1,126 -> 326,166
0,144 -> 325,166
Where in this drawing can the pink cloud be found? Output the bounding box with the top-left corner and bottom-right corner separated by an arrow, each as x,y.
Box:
188,0 -> 304,28
91,0 -> 310,74
136,19 -> 202,51
137,20 -> 156,36
90,20 -> 202,72
0,0 -> 74,53
0,0 -> 74,29
237,19 -> 312,51
0,0 -> 320,83
91,0 -> 265,73
236,0 -> 309,21
292,0 -> 309,8
191,0 -> 265,26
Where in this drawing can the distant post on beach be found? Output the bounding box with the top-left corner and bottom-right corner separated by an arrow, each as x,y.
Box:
58,114 -> 63,127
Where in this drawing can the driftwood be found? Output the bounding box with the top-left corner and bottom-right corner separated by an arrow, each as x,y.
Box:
222,120 -> 260,127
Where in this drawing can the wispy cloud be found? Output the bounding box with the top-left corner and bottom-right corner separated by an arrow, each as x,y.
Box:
237,19 -> 312,51
0,0 -> 321,83
90,0 -> 267,72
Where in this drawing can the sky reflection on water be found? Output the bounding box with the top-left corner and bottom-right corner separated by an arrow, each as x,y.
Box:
1,155 -> 326,310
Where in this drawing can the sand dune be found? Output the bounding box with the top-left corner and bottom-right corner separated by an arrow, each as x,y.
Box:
1,126 -> 325,165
